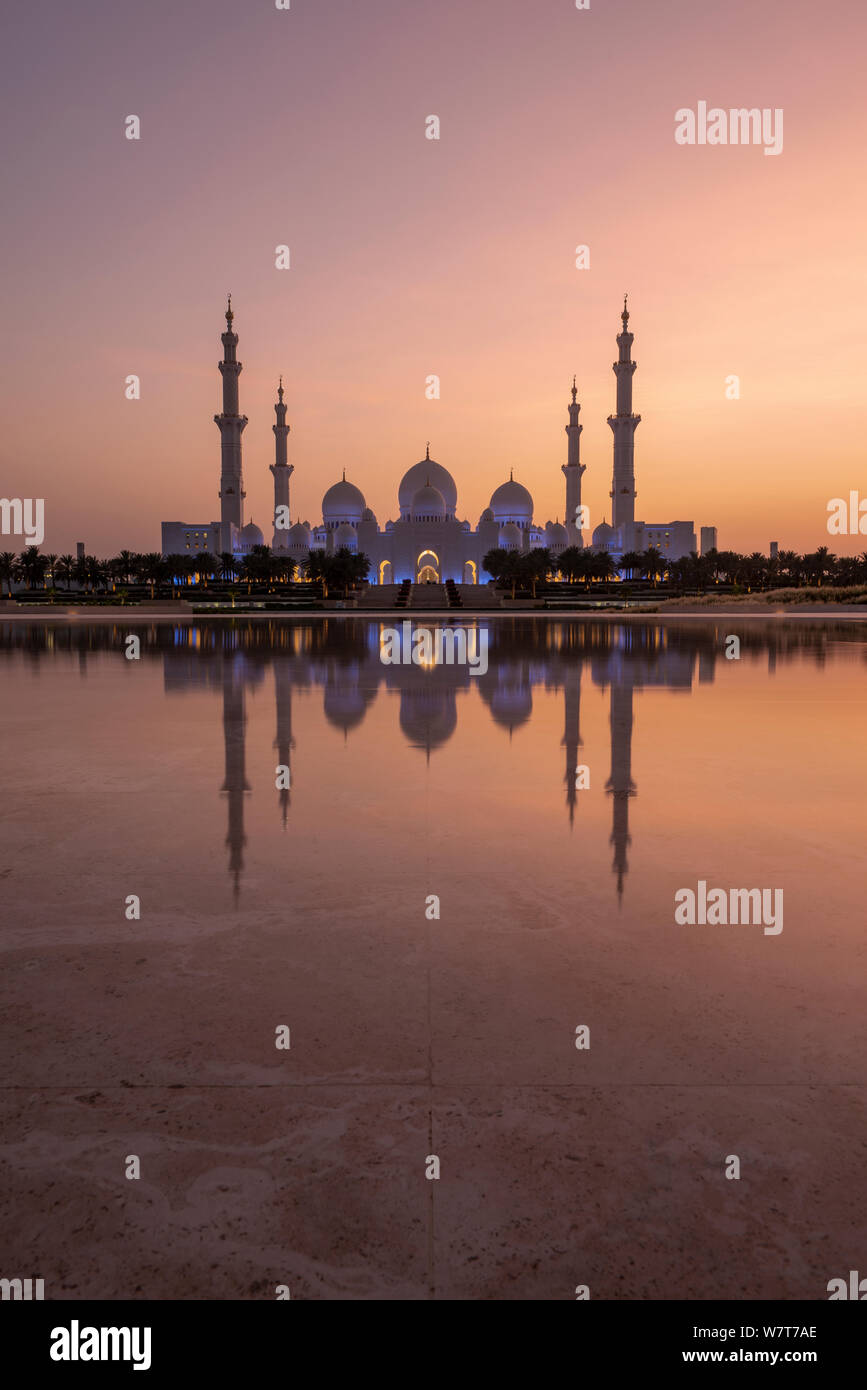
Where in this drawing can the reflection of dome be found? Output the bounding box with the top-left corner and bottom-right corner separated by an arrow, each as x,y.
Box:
490,686 -> 532,732
592,519 -> 615,547
398,689 -> 457,758
324,685 -> 373,734
547,522 -> 568,549
399,453 -> 457,518
411,484 -> 446,521
334,522 -> 357,549
323,476 -> 365,522
490,476 -> 533,522
240,521 -> 264,546
499,522 -> 522,550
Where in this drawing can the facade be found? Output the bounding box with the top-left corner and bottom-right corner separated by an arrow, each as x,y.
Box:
161,298 -> 712,577
700,526 -> 718,556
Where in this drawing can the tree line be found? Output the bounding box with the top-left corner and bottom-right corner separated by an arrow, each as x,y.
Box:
483,544 -> 867,593
0,545 -> 370,599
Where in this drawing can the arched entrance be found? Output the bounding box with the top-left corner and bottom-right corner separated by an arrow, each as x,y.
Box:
463,560 -> 477,585
379,559 -> 393,584
416,550 -> 440,583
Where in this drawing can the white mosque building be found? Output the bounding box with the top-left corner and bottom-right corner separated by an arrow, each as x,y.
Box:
161,298 -> 710,580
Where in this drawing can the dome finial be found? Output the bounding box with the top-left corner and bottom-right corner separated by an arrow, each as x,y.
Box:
425,441 -> 430,460
622,293 -> 629,327
342,468 -> 346,481
277,375 -> 284,401
571,374 -> 577,402
226,293 -> 233,325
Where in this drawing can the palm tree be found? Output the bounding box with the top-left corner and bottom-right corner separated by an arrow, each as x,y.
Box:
218,552 -> 238,582
618,550 -> 642,581
139,552 -> 168,599
15,546 -> 49,590
0,551 -> 16,597
482,548 -> 508,585
589,551 -> 617,584
113,550 -> 139,585
194,551 -> 217,586
54,554 -> 75,591
302,548 -> 331,597
521,547 -> 551,596
642,546 -> 665,587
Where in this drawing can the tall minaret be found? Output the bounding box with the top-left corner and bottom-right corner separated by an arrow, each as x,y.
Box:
270,377 -> 294,550
215,296 -> 248,554
607,296 -> 641,534
562,377 -> 587,546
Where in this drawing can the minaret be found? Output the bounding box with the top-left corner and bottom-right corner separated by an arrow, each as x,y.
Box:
607,296 -> 641,534
270,377 -> 294,551
562,377 -> 587,546
215,296 -> 248,554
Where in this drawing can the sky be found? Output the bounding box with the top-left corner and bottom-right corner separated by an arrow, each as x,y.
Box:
1,0 -> 865,557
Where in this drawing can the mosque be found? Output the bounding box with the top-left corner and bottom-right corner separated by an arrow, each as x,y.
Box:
161,298 -> 709,578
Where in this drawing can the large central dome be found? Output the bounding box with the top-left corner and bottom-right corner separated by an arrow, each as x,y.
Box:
398,450 -> 457,519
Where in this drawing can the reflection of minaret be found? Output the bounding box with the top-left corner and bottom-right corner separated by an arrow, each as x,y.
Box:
605,678 -> 636,903
563,378 -> 587,546
562,660 -> 584,826
607,296 -> 641,533
221,658 -> 250,901
274,659 -> 295,827
270,378 -> 294,551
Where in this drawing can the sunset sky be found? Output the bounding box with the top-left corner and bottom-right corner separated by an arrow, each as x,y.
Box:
2,0 -> 865,557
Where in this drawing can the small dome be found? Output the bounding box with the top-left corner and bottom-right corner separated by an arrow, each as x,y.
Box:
361,507 -> 377,523
547,522 -> 568,549
479,507 -> 494,524
334,522 -> 357,548
241,521 -> 264,545
323,476 -> 366,521
490,476 -> 533,522
287,522 -> 311,550
399,453 -> 457,517
499,522 -> 522,550
592,519 -> 615,546
411,484 -> 446,520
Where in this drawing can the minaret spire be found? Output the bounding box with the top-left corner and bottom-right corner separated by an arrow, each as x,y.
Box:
215,299 -> 248,553
607,296 -> 640,537
563,376 -> 587,545
270,375 -> 294,550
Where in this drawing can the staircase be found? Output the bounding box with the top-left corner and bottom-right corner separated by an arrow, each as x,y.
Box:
409,582 -> 447,609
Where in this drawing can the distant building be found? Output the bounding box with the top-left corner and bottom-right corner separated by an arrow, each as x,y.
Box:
770,541 -> 779,559
76,542 -> 85,560
700,526 -> 718,555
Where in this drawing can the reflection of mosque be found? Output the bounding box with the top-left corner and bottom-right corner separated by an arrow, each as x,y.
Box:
159,620 -> 715,904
